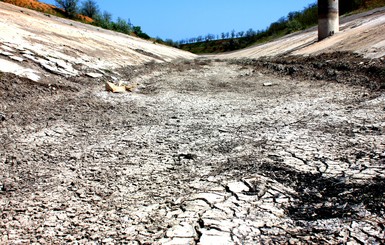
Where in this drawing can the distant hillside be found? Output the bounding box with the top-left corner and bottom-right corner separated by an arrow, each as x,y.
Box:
0,0 -> 154,40
0,0 -> 93,22
179,0 -> 385,54
2,0 -> 56,13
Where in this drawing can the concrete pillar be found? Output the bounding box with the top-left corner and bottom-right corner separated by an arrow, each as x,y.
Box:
318,0 -> 339,41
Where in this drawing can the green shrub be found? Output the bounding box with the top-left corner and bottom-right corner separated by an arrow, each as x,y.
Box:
55,0 -> 79,18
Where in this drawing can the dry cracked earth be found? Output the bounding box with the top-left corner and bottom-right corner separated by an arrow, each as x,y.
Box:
1,54 -> 385,244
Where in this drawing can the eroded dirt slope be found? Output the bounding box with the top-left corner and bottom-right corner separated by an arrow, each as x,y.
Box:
1,57 -> 384,244
0,2 -> 195,81
211,7 -> 385,60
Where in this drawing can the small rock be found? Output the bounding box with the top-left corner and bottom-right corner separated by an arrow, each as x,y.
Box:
227,181 -> 249,193
65,235 -> 75,242
56,213 -> 67,220
199,229 -> 233,245
0,58 -> 39,81
273,64 -> 285,71
105,82 -> 127,93
182,199 -> 210,213
39,58 -> 78,76
90,233 -> 100,240
38,238 -> 47,244
166,222 -> 197,238
86,72 -> 103,78
207,176 -> 218,182
0,51 -> 13,56
70,152 -> 82,160
1,45 -> 15,52
21,50 -> 34,55
202,219 -> 235,232
75,189 -> 86,198
102,237 -> 114,243
10,56 -> 24,62
263,82 -> 273,86
22,54 -> 38,62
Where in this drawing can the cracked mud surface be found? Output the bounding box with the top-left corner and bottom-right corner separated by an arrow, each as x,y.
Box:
1,56 -> 385,244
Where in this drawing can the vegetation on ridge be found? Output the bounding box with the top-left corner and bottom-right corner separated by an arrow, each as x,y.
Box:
0,0 -> 151,40
1,0 -> 385,51
0,0 -> 92,22
178,0 -> 385,54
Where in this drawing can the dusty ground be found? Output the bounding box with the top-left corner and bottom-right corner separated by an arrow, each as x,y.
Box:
1,2 -> 385,244
1,54 -> 384,244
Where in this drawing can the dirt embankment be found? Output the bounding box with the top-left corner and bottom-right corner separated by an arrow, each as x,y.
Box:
229,52 -> 385,90
211,7 -> 385,60
1,0 -> 93,22
0,1 -> 196,81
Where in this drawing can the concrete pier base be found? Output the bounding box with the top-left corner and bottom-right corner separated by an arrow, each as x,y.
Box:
318,0 -> 339,40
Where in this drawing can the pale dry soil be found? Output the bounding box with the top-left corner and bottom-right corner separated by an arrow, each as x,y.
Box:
1,59 -> 384,244
212,7 -> 385,60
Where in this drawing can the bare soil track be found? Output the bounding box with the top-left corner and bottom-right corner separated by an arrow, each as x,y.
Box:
1,53 -> 384,244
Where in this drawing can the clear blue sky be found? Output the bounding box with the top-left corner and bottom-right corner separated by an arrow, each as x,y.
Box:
41,0 -> 317,41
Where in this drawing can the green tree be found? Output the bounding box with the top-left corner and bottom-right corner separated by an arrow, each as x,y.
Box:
164,39 -> 174,46
94,11 -> 112,29
133,26 -> 150,39
296,4 -> 317,28
286,19 -> 303,32
231,29 -> 236,39
55,0 -> 79,18
80,0 -> 99,18
340,0 -> 365,14
114,18 -> 132,34
245,28 -> 256,37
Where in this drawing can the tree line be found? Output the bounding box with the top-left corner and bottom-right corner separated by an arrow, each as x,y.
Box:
173,3 -> 318,53
177,0 -> 385,53
171,3 -> 318,48
54,0 -> 150,39
37,0 -> 385,50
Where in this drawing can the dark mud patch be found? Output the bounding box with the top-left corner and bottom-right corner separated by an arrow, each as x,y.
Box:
238,160 -> 385,220
229,52 -> 385,91
116,59 -> 211,80
0,72 -> 77,103
134,49 -> 166,62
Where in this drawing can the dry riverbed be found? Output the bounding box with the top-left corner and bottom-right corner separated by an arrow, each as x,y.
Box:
1,56 -> 384,244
